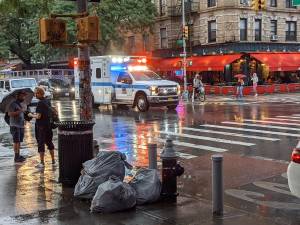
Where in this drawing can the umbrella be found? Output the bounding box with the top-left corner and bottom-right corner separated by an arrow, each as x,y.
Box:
0,88 -> 34,113
234,74 -> 246,78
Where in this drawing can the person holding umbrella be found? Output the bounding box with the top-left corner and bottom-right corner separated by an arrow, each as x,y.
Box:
7,90 -> 27,163
234,74 -> 246,99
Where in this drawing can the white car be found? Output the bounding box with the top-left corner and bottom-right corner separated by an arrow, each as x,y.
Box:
287,142 -> 300,198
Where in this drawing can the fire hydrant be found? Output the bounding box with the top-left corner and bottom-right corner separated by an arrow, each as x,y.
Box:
160,139 -> 184,202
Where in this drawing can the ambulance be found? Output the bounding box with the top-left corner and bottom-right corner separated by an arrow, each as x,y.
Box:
74,56 -> 180,112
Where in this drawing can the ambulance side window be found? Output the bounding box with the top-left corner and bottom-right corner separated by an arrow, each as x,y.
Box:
117,72 -> 132,84
96,68 -> 101,79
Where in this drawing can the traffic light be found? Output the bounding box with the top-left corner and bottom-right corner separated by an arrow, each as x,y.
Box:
76,16 -> 100,43
251,0 -> 266,11
183,25 -> 189,39
39,18 -> 67,44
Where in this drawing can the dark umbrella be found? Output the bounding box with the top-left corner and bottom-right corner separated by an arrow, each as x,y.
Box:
0,88 -> 34,113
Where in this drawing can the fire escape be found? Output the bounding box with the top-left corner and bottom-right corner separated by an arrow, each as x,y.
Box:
168,0 -> 199,54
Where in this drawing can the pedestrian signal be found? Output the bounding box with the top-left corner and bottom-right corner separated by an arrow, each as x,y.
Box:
183,26 -> 189,39
76,16 -> 100,43
39,18 -> 67,44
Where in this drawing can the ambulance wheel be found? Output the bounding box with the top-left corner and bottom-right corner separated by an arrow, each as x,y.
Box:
136,94 -> 149,112
167,105 -> 177,110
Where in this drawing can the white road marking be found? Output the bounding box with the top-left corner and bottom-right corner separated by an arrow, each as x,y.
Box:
222,121 -> 300,131
265,117 -> 300,122
243,119 -> 300,126
157,131 -> 255,146
277,116 -> 300,119
201,124 -> 300,137
155,138 -> 228,152
182,127 -> 279,141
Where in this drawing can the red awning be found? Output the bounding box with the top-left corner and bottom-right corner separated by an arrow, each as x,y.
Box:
151,54 -> 242,72
151,57 -> 182,71
251,53 -> 300,72
187,54 -> 242,72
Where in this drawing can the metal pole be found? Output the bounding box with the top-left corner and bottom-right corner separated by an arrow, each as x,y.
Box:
212,154 -> 223,216
182,0 -> 187,98
77,0 -> 93,121
148,143 -> 157,169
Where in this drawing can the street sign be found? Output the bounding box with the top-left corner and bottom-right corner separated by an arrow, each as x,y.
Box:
293,0 -> 300,5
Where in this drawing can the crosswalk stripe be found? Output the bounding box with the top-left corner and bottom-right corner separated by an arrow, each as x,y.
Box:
157,131 -> 255,146
265,117 -> 300,122
222,121 -> 300,131
201,124 -> 300,137
277,116 -> 300,119
155,138 -> 228,153
293,114 -> 300,116
243,119 -> 300,127
182,127 -> 280,141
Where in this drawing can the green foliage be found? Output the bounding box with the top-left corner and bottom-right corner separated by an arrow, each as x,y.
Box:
0,0 -> 156,65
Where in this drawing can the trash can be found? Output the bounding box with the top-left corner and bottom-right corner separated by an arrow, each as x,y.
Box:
56,121 -> 95,187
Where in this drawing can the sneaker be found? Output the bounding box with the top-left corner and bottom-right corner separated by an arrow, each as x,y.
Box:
14,156 -> 26,163
35,163 -> 45,169
255,93 -> 258,97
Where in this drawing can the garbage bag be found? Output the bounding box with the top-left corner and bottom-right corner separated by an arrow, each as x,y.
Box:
74,174 -> 105,199
83,151 -> 132,178
129,168 -> 161,205
91,176 -> 136,213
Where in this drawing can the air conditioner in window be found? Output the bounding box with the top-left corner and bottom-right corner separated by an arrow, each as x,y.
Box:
270,35 -> 278,41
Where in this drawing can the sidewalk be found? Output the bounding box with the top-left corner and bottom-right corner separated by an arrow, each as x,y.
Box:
0,150 -> 287,225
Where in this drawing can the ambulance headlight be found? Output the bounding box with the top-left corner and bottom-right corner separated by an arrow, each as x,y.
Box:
150,86 -> 158,95
177,84 -> 181,95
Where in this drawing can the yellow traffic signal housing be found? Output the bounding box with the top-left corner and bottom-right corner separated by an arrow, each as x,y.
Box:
39,18 -> 67,44
76,16 -> 100,43
251,0 -> 259,11
258,0 -> 266,10
183,25 -> 189,39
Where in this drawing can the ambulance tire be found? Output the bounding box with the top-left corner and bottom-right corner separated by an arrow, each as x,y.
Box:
136,93 -> 149,112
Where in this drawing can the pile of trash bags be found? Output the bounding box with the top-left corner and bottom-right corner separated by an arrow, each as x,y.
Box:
74,151 -> 161,213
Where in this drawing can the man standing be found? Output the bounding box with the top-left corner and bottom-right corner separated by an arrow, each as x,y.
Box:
251,73 -> 258,97
8,91 -> 27,163
29,87 -> 55,168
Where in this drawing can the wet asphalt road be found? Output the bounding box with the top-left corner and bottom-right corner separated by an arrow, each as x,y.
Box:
0,93 -> 300,224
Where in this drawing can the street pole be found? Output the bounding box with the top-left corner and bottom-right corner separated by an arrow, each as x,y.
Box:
77,0 -> 93,121
182,0 -> 187,99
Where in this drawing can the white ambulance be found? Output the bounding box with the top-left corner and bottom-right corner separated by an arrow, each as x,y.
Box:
74,56 -> 180,112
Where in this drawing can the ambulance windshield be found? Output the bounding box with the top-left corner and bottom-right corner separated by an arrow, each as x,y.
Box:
130,71 -> 162,81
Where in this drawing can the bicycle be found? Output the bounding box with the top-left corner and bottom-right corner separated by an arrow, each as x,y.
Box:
192,87 -> 205,102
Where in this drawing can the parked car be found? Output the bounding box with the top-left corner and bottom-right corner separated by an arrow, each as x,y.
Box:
287,143 -> 300,198
38,78 -> 75,100
0,78 -> 51,105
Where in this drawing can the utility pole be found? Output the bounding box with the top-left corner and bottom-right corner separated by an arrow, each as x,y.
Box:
77,0 -> 93,121
182,0 -> 188,99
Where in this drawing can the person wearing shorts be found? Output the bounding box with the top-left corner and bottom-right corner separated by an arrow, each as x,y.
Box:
28,87 -> 55,168
8,91 -> 27,163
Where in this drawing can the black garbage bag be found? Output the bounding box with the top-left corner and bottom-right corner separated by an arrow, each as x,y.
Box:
129,168 -> 161,205
74,151 -> 132,199
90,176 -> 136,213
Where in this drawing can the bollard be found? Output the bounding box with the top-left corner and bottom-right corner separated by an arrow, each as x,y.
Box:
212,154 -> 223,216
161,139 -> 184,202
148,143 -> 157,169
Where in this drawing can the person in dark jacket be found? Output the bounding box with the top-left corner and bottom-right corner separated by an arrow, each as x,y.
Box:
28,87 -> 55,168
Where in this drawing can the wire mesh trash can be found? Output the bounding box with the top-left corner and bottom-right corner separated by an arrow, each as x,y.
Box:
56,121 -> 95,187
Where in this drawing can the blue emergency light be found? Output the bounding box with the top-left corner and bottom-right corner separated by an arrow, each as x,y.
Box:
110,64 -> 127,72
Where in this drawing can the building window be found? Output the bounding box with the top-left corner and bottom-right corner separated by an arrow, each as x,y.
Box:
160,28 -> 167,49
96,68 -> 101,79
143,34 -> 150,51
208,0 -> 216,8
270,0 -> 277,7
286,0 -> 296,8
255,19 -> 262,41
159,0 -> 167,16
128,36 -> 135,53
240,0 -> 249,5
240,18 -> 247,41
286,21 -> 297,41
270,20 -> 277,36
208,20 -> 216,42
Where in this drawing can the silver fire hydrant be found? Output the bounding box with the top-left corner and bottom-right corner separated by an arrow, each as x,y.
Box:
160,139 -> 184,202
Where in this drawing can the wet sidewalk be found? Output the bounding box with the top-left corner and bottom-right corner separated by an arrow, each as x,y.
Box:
0,149 -> 286,225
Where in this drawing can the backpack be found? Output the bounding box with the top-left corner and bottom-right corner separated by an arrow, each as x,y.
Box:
49,106 -> 59,129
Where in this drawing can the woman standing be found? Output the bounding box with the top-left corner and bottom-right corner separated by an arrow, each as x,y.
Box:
251,73 -> 258,97
237,77 -> 244,99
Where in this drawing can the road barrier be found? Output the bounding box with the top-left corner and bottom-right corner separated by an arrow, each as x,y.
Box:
212,154 -> 223,216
